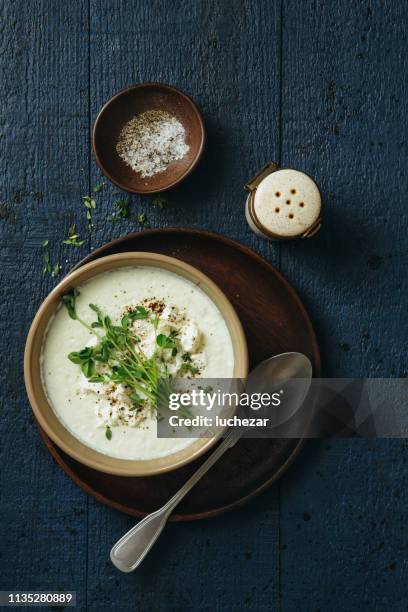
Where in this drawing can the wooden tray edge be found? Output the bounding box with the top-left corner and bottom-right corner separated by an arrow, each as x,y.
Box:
37,228 -> 320,521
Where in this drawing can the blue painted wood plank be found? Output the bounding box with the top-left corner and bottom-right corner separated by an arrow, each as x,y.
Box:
87,491 -> 280,611
0,0 -> 407,610
278,2 -> 408,610
280,439 -> 408,612
0,1 -> 89,606
87,0 -> 282,261
279,0 -> 408,378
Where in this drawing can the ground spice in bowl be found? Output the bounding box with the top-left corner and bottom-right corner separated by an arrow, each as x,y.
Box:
116,110 -> 189,178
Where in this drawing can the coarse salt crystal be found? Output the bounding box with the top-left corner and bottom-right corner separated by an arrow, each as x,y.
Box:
116,110 -> 189,178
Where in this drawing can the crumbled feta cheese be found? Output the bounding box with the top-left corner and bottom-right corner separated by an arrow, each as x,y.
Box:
80,301 -> 206,432
180,321 -> 201,352
95,401 -> 119,427
86,335 -> 99,348
78,375 -> 97,394
160,305 -> 173,321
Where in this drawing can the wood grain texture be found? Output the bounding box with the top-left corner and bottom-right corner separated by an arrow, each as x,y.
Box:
0,0 -> 407,610
0,1 -> 89,606
278,2 -> 408,611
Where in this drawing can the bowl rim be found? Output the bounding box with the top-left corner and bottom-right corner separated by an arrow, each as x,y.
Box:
92,82 -> 206,194
24,252 -> 248,476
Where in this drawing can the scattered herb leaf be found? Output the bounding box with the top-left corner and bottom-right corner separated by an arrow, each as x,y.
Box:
83,196 -> 96,210
105,426 -> 112,440
114,197 -> 130,218
93,182 -> 106,193
43,250 -> 61,277
178,363 -> 200,376
137,212 -> 151,228
151,195 -> 167,209
83,196 -> 96,233
63,224 -> 85,247
43,252 -> 52,275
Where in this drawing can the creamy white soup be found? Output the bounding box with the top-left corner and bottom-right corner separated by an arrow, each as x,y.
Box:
41,266 -> 235,460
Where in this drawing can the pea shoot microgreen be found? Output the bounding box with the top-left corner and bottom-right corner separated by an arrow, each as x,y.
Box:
61,289 -> 198,437
156,333 -> 177,349
62,290 -> 168,406
61,288 -> 80,319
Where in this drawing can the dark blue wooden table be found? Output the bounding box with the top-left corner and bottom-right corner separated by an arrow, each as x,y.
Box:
1,1 -> 407,610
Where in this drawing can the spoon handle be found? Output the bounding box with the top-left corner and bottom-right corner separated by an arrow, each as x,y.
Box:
110,429 -> 239,572
164,429 -> 239,510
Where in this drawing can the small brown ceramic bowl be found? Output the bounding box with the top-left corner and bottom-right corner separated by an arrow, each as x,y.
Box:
24,252 -> 248,476
92,83 -> 206,194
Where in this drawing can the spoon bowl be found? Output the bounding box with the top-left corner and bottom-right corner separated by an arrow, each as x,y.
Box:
245,352 -> 313,428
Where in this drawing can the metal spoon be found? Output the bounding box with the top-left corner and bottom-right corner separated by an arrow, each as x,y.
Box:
110,351 -> 312,572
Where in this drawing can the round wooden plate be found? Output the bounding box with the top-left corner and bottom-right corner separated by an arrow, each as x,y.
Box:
38,228 -> 320,521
